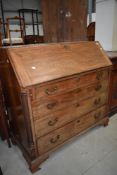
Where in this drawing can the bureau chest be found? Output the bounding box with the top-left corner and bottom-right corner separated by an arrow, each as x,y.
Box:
0,42 -> 112,172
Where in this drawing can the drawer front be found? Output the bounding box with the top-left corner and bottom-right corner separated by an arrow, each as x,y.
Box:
32,80 -> 108,118
37,106 -> 107,155
35,105 -> 106,138
33,93 -> 107,121
33,69 -> 109,100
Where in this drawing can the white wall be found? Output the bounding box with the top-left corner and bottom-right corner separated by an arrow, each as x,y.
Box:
95,0 -> 117,51
87,13 -> 96,26
112,1 -> 117,50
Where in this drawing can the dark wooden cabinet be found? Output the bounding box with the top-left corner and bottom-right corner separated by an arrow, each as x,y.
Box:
107,51 -> 117,116
24,35 -> 44,44
41,0 -> 87,42
0,42 -> 111,172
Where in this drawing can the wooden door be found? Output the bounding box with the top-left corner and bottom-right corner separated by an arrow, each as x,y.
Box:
41,0 -> 87,42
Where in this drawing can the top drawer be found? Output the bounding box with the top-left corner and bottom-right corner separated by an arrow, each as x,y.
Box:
32,69 -> 109,100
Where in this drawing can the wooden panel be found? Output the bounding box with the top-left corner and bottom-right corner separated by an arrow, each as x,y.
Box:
41,0 -> 63,42
37,107 -> 106,155
109,70 -> 117,110
34,105 -> 107,138
7,42 -> 112,87
33,70 -> 109,100
106,51 -> 117,115
41,0 -> 87,42
0,48 -> 34,156
33,92 -> 107,122
24,35 -> 44,44
62,0 -> 87,42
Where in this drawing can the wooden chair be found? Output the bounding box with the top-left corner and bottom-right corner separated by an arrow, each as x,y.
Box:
87,22 -> 95,41
2,16 -> 25,46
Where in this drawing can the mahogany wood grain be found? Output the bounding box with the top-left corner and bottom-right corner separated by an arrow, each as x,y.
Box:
37,106 -> 107,155
107,51 -> 117,116
33,69 -> 109,100
41,0 -> 87,42
34,105 -> 107,138
32,84 -> 108,118
7,42 -> 111,88
0,43 -> 111,172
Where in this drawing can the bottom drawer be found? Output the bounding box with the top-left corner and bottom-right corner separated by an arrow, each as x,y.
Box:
37,106 -> 106,155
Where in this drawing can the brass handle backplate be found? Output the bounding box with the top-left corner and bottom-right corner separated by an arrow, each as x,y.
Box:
50,135 -> 60,144
47,101 -> 58,109
45,86 -> 58,95
48,118 -> 58,126
95,84 -> 102,91
94,98 -> 101,105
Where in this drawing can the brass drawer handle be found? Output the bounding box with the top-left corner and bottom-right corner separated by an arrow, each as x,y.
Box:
50,135 -> 60,144
48,118 -> 58,126
47,101 -> 58,109
45,86 -> 58,95
94,98 -> 101,105
95,84 -> 102,91
96,72 -> 103,80
94,111 -> 101,120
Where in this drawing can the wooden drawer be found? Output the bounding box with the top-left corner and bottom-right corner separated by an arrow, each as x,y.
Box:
33,69 -> 109,100
37,106 -> 106,155
34,93 -> 107,138
33,82 -> 108,120
35,104 -> 106,138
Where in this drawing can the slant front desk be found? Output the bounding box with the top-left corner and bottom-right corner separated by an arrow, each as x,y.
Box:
0,42 -> 112,172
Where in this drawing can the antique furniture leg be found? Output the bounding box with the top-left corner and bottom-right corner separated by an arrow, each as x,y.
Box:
98,117 -> 109,127
29,154 -> 49,173
103,117 -> 109,127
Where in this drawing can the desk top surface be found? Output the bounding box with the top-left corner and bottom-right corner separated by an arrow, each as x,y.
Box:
7,42 -> 112,88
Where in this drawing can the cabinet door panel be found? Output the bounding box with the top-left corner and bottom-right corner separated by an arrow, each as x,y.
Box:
41,0 -> 87,42
41,0 -> 63,42
62,0 -> 87,41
